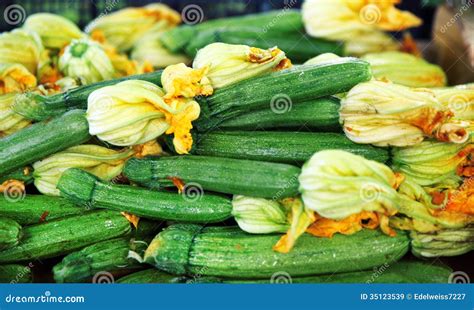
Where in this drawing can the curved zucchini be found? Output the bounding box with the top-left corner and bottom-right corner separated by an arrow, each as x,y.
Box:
57,168 -> 232,223
194,58 -> 372,131
0,210 -> 131,263
144,224 -> 409,278
0,110 -> 90,175
13,70 -> 163,121
194,131 -> 390,164
124,156 -> 301,199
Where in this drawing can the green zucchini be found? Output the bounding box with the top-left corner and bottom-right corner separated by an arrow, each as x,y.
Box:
0,110 -> 90,175
53,237 -> 148,283
217,97 -> 341,131
124,156 -> 301,199
161,10 -> 304,53
193,131 -> 390,165
185,28 -> 343,63
0,218 -> 22,250
0,195 -> 88,225
194,58 -> 372,131
57,168 -> 232,223
117,269 -> 183,284
0,264 -> 33,283
144,224 -> 409,278
0,166 -> 33,185
13,70 -> 162,121
0,210 -> 131,263
195,260 -> 452,283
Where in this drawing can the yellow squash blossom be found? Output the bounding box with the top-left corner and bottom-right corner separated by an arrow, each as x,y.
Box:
433,87 -> 474,121
0,63 -> 37,94
23,13 -> 84,49
0,29 -> 43,75
161,63 -> 213,99
193,43 -> 290,89
86,3 -> 180,52
87,79 -> 199,154
0,93 -> 30,137
340,80 -> 470,146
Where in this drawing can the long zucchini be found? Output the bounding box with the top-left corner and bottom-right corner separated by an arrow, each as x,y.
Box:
144,224 -> 409,278
0,218 -> 22,250
185,28 -> 343,63
0,110 -> 90,175
124,156 -> 301,199
13,70 -> 162,121
0,195 -> 88,225
161,10 -> 304,53
53,237 -> 148,283
193,131 -> 390,165
194,58 -> 372,131
217,97 -> 341,131
0,210 -> 131,263
57,168 -> 232,223
0,264 -> 33,283
195,260 -> 452,283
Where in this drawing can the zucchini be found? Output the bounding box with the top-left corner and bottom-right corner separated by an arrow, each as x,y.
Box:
161,10 -> 304,53
0,218 -> 22,250
117,269 -> 183,284
185,28 -> 343,63
194,58 -> 372,131
144,224 -> 409,278
197,260 -> 452,284
0,195 -> 88,225
193,131 -> 390,165
53,237 -> 147,283
0,166 -> 33,185
217,97 -> 341,131
13,70 -> 162,121
0,264 -> 33,283
124,156 -> 301,199
57,168 -> 232,223
0,210 -> 131,263
0,110 -> 90,175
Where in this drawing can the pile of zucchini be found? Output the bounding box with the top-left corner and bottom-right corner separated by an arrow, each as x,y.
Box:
0,5 -> 471,284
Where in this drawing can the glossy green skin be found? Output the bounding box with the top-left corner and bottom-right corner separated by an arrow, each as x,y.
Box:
0,264 -> 33,283
0,218 -> 21,250
0,210 -> 131,263
58,168 -> 232,223
218,97 -> 341,131
14,71 -> 163,121
185,28 -> 343,62
117,269 -> 184,284
0,110 -> 90,175
0,195 -> 88,225
145,225 -> 410,278
161,10 -> 304,53
194,131 -> 390,165
53,237 -> 146,283
197,260 -> 452,283
124,156 -> 301,199
194,59 -> 372,131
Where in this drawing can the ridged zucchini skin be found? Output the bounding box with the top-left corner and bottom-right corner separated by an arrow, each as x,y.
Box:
57,168 -> 232,223
124,156 -> 301,199
53,237 -> 147,283
196,260 -> 452,284
13,71 -> 163,121
144,225 -> 409,278
0,110 -> 90,175
218,97 -> 340,131
0,195 -> 88,225
161,10 -> 304,53
0,218 -> 22,250
194,58 -> 372,131
117,269 -> 184,284
194,131 -> 390,165
185,28 -> 343,63
0,210 -> 131,263
0,264 -> 33,283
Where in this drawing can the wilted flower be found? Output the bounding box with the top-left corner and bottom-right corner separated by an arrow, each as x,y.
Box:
161,63 -> 212,99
